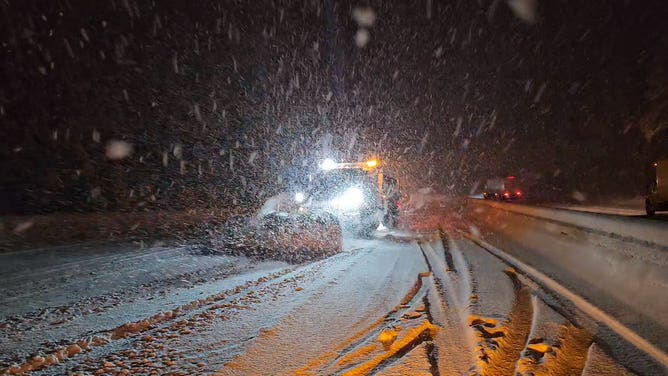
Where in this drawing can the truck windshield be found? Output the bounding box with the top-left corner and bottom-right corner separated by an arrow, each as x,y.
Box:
309,169 -> 374,200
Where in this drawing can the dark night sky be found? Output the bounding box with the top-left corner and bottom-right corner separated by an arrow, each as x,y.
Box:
1,0 -> 667,213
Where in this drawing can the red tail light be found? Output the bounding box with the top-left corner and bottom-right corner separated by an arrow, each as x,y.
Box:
516,191 -> 522,196
503,192 -> 510,198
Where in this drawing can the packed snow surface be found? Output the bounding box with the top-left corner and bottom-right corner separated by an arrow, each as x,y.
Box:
0,210 -> 659,375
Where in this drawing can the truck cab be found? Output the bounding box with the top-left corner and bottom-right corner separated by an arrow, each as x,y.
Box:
293,159 -> 386,236
646,159 -> 668,216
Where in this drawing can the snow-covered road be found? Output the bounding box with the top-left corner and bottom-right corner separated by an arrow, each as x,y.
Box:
0,219 -> 663,375
464,201 -> 668,374
1,236 -> 426,375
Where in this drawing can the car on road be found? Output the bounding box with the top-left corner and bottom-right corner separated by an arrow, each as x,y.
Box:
483,176 -> 523,201
646,159 -> 668,216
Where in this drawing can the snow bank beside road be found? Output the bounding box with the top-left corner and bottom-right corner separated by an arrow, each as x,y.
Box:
0,208 -> 237,253
210,213 -> 343,263
469,199 -> 668,248
550,196 -> 646,217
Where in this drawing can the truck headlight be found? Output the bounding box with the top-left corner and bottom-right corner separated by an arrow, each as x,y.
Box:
294,191 -> 306,203
331,187 -> 364,210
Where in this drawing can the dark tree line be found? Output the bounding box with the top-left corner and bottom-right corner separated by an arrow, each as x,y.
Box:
1,0 -> 667,214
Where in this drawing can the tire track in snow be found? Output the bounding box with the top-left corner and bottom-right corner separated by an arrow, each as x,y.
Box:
517,323 -> 593,376
0,245 -> 185,286
216,240 -> 428,376
422,231 -> 633,376
0,246 -> 192,308
0,266 -> 298,375
462,231 -> 668,371
470,269 -> 534,376
5,229 -> 649,375
438,227 -> 455,272
0,256 -> 255,359
33,247 -> 371,375
289,269 -> 440,376
417,237 -> 476,375
322,232 -> 494,376
459,237 -> 596,376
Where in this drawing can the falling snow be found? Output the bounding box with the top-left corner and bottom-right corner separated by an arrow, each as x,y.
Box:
105,140 -> 134,160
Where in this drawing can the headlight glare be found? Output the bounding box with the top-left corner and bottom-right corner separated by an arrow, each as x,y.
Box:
330,187 -> 364,210
294,191 -> 306,203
